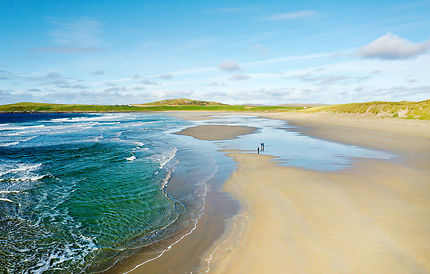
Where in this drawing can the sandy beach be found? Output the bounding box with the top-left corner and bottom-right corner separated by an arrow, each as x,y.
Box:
170,111 -> 430,273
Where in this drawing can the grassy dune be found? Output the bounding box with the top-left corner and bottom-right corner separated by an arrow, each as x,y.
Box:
303,100 -> 430,120
0,102 -> 302,113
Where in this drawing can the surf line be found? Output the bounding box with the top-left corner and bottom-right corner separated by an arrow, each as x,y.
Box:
123,162 -> 216,273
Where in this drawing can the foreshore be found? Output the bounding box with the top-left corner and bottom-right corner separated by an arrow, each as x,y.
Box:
113,111 -> 430,273
174,111 -> 430,273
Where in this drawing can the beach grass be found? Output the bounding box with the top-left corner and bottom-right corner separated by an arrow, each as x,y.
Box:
302,99 -> 430,120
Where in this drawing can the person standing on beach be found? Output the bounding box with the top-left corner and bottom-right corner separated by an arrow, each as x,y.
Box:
261,142 -> 264,152
257,147 -> 260,154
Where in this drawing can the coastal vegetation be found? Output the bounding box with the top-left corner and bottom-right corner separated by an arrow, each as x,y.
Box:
303,99 -> 430,120
0,101 -> 302,113
140,98 -> 226,106
1,99 -> 429,120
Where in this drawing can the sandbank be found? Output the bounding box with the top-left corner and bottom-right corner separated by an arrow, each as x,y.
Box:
176,125 -> 258,141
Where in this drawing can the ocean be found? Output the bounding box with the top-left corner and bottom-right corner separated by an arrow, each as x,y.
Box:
0,112 -> 233,273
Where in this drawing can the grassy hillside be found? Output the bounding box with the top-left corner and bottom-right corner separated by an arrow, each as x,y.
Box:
140,98 -> 225,106
303,100 -> 430,120
0,102 -> 302,113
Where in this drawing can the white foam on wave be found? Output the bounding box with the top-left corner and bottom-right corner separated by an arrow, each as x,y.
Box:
1,123 -> 94,138
160,169 -> 174,191
132,147 -> 148,153
123,172 -> 214,274
6,163 -> 42,174
2,132 -> 21,136
21,136 -> 36,142
0,198 -> 20,206
0,136 -> 36,147
0,124 -> 45,131
158,147 -> 178,169
0,190 -> 21,194
28,232 -> 98,273
0,162 -> 44,182
90,135 -> 103,143
126,156 -> 136,161
46,114 -> 129,123
0,142 -> 20,147
134,141 -> 144,147
0,174 -> 46,182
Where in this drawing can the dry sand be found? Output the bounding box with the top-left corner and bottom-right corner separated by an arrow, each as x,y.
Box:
182,112 -> 430,273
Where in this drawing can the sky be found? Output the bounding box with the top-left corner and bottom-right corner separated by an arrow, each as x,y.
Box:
1,0 -> 429,105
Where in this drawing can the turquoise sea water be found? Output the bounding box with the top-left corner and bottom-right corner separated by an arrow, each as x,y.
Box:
0,113 -> 392,273
0,113 -> 230,273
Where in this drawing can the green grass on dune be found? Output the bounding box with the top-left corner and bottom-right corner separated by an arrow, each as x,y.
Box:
0,102 -> 302,113
302,99 -> 430,120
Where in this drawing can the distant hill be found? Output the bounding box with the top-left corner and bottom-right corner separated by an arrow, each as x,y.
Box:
303,99 -> 430,120
0,101 -> 301,113
137,98 -> 225,106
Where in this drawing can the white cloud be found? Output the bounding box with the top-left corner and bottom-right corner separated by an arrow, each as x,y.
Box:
36,18 -> 103,53
207,81 -> 226,86
49,18 -> 103,47
159,74 -> 173,79
219,61 -> 241,71
250,44 -> 268,55
142,80 -> 159,85
92,70 -> 105,76
229,74 -> 250,80
356,33 -> 430,59
263,10 -> 318,21
34,47 -> 101,53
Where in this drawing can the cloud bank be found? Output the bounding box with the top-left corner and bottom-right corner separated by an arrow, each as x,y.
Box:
159,74 -> 173,79
229,74 -> 250,80
357,33 -> 430,59
36,18 -> 103,54
219,61 -> 241,71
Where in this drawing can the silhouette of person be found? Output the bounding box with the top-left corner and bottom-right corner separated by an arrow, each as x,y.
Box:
261,142 -> 264,152
257,147 -> 260,154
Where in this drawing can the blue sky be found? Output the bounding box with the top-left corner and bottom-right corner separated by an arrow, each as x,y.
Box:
1,0 -> 429,104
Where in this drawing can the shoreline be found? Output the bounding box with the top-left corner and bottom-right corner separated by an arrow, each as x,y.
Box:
107,122 -> 257,273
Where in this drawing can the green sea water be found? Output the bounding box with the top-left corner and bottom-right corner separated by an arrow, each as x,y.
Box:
0,113 -> 228,272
